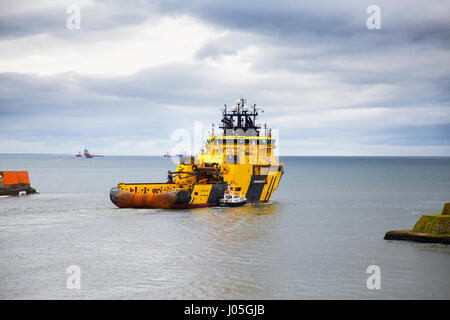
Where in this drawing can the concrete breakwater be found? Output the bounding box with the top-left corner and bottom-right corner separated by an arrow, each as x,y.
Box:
384,203 -> 450,244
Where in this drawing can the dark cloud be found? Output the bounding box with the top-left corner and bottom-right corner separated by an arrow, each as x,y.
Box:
379,124 -> 450,146
0,1 -> 151,39
0,68 -> 233,145
0,7 -> 64,39
1,62 -> 448,151
156,0 -> 450,48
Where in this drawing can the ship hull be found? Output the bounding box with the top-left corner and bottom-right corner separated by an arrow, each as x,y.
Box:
109,188 -> 273,209
110,187 -> 190,209
109,166 -> 283,209
219,200 -> 247,207
110,183 -> 228,209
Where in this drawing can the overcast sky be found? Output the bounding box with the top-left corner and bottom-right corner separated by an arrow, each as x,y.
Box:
0,0 -> 449,156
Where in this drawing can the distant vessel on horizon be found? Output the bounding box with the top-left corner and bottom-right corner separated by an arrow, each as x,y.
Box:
76,148 -> 103,158
164,151 -> 187,158
163,152 -> 175,158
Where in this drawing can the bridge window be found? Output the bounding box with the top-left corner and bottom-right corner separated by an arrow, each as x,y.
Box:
226,155 -> 239,164
224,139 -> 235,145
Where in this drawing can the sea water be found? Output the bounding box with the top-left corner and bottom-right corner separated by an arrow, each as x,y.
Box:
0,155 -> 449,299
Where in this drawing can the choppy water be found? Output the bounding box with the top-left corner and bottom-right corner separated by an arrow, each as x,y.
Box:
0,155 -> 449,299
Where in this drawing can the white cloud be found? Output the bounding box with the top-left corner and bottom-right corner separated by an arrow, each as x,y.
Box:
0,14 -> 217,75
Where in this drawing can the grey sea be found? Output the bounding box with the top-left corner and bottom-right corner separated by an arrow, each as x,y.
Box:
0,155 -> 449,299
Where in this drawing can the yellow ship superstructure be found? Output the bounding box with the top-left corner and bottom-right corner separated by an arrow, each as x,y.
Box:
110,98 -> 284,209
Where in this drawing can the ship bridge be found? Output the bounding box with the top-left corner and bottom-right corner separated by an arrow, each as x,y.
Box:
199,98 -> 278,165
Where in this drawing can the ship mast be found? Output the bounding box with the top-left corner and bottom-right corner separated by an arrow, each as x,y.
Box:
219,98 -> 261,135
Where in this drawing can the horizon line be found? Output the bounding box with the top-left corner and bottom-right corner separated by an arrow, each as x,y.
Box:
1,153 -> 449,158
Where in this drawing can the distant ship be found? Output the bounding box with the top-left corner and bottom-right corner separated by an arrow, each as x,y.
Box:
163,152 -> 176,158
164,152 -> 187,158
76,148 -> 103,158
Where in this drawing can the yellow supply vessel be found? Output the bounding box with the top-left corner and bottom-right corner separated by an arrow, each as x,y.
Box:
110,98 -> 284,209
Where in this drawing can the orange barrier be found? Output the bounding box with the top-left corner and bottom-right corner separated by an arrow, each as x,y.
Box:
1,171 -> 31,185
